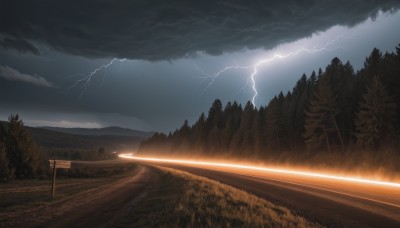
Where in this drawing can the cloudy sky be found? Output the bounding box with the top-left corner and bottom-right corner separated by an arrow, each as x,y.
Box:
0,1 -> 400,132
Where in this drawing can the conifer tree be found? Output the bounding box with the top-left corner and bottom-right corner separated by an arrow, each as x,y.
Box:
281,91 -> 296,151
253,106 -> 266,156
0,125 -> 15,181
5,114 -> 44,178
231,101 -> 253,154
192,113 -> 207,151
303,77 -> 340,152
224,102 -> 242,153
291,74 -> 309,148
355,76 -> 396,150
207,99 -> 223,129
266,96 -> 282,151
0,143 -> 15,182
364,48 -> 382,78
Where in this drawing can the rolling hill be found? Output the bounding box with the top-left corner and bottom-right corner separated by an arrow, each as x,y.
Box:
41,126 -> 153,138
1,121 -> 153,157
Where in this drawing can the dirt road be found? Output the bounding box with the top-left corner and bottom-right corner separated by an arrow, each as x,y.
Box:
39,166 -> 153,227
0,166 -> 154,227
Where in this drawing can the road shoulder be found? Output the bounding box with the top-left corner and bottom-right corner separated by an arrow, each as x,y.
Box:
112,166 -> 321,227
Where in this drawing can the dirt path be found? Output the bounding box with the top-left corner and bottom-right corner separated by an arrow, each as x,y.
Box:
39,166 -> 153,227
0,165 -> 154,228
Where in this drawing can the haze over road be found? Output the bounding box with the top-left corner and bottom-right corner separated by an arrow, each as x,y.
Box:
120,155 -> 400,227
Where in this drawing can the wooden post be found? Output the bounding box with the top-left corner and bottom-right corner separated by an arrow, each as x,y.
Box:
49,159 -> 71,199
51,159 -> 56,199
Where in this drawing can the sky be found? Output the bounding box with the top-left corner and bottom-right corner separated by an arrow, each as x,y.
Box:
0,1 -> 400,132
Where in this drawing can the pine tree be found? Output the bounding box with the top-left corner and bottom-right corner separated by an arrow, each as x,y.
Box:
224,102 -> 242,153
266,96 -> 282,151
5,114 -> 44,179
0,125 -> 15,182
364,48 -> 382,78
173,120 -> 191,151
221,114 -> 236,152
240,101 -> 255,154
308,71 -> 317,88
303,77 -> 341,152
207,99 -> 223,129
281,91 -> 296,151
355,76 -> 396,150
253,106 -> 266,157
326,58 -> 354,148
231,101 -> 253,155
291,74 -> 309,149
192,113 -> 207,152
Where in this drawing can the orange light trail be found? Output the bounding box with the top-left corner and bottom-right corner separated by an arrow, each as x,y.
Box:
119,154 -> 400,188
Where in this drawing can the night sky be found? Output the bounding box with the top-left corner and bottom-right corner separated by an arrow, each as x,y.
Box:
0,1 -> 399,132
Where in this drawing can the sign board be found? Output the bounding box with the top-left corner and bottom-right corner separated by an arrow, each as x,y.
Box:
49,160 -> 71,169
49,159 -> 72,199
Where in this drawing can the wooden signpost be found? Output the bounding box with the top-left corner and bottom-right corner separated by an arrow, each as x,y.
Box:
49,159 -> 71,199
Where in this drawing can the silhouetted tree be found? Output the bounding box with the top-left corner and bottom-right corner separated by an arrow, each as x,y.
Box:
192,113 -> 207,152
207,99 -> 224,130
281,91 -> 296,151
303,76 -> 342,153
266,96 -> 282,151
3,114 -> 45,179
253,106 -> 266,156
0,125 -> 15,181
355,76 -> 396,150
222,102 -> 242,153
364,48 -> 382,78
232,101 -> 254,155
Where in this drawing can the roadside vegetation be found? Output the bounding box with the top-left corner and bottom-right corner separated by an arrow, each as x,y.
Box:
114,167 -> 321,228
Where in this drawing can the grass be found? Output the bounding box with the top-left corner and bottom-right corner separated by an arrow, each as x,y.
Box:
114,166 -> 322,228
67,159 -> 138,178
0,160 -> 138,225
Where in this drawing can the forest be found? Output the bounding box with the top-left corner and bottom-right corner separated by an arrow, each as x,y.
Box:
140,45 -> 400,173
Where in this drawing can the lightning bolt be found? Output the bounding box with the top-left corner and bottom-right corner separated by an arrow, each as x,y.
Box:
69,58 -> 127,96
196,65 -> 249,96
199,33 -> 348,106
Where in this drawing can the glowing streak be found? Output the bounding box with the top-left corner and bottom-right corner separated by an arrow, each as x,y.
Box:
118,154 -> 400,188
69,58 -> 127,96
199,34 -> 347,106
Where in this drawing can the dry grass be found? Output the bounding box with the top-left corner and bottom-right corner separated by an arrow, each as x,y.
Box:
118,166 -> 322,228
0,161 -> 138,225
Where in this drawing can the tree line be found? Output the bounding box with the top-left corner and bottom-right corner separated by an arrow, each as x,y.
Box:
140,45 -> 400,163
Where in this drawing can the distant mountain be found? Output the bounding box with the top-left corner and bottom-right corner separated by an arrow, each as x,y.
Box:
40,126 -> 153,138
0,121 -> 153,152
28,127 -> 146,151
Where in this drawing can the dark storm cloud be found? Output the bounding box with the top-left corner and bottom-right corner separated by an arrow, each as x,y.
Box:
0,37 -> 39,55
0,65 -> 53,87
0,0 -> 399,61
